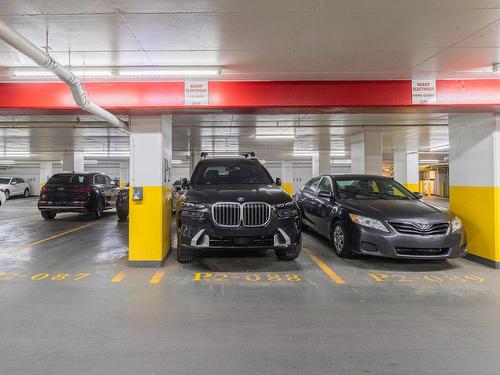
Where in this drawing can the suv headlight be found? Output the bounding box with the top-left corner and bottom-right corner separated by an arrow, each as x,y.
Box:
183,202 -> 207,209
179,202 -> 208,219
274,201 -> 299,219
451,216 -> 462,232
349,213 -> 389,233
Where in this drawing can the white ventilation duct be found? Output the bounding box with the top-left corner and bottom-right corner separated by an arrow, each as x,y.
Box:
0,19 -> 129,133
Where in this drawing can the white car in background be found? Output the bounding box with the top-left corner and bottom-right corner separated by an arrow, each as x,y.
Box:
0,177 -> 31,199
0,190 -> 6,207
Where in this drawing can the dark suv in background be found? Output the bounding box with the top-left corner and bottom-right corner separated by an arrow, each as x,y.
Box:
176,153 -> 302,263
38,172 -> 119,220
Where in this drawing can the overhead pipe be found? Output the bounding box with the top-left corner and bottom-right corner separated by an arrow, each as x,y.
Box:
0,19 -> 129,133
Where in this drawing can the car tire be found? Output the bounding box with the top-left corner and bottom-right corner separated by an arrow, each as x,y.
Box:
177,245 -> 194,263
23,188 -> 30,198
4,190 -> 10,200
41,211 -> 56,220
92,199 -> 104,219
117,209 -> 128,221
275,243 -> 302,261
331,221 -> 353,258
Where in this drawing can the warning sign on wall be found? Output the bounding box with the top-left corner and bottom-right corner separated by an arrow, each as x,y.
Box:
185,81 -> 209,105
412,80 -> 436,104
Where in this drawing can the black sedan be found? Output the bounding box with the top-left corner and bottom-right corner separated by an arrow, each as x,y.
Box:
295,174 -> 467,259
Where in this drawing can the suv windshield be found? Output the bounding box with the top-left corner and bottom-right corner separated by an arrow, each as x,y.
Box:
335,177 -> 416,200
0,178 -> 11,184
191,159 -> 273,185
47,174 -> 88,185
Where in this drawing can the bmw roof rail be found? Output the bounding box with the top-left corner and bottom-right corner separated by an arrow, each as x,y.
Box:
199,151 -> 257,159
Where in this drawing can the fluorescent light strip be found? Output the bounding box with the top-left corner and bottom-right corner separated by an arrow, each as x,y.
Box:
1,153 -> 30,157
256,135 -> 295,140
331,159 -> 352,164
171,159 -> 183,165
119,66 -> 221,77
419,159 -> 440,163
10,66 -> 222,79
0,160 -> 14,165
293,151 -> 346,156
429,144 -> 449,151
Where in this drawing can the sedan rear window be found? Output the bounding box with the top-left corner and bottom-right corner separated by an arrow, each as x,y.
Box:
47,174 -> 88,185
0,178 -> 11,184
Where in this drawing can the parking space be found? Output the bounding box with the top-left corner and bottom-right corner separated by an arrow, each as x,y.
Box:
1,200 -> 500,374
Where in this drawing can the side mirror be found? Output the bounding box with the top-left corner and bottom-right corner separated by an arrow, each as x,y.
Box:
181,178 -> 189,189
413,192 -> 423,199
174,185 -> 182,192
318,190 -> 333,199
275,177 -> 282,186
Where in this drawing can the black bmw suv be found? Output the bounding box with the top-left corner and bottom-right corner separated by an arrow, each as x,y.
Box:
176,154 -> 302,263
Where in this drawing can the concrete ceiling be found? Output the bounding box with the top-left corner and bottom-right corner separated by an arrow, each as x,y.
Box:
0,0 -> 498,80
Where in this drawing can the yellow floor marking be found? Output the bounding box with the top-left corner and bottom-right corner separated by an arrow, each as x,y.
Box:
0,222 -> 97,255
149,271 -> 165,284
303,248 -> 346,285
111,272 -> 126,283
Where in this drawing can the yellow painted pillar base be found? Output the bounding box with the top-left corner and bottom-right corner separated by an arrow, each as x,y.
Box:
282,182 -> 293,195
404,183 -> 420,193
119,182 -> 127,188
129,185 -> 172,267
450,186 -> 500,268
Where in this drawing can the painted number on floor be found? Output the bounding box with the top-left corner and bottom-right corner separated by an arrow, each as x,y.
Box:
193,272 -> 302,283
368,273 -> 485,284
0,272 -> 91,281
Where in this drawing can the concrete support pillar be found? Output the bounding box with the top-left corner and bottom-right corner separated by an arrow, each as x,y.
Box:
351,132 -> 383,175
394,150 -> 419,192
129,115 -> 173,267
62,151 -> 84,173
39,161 -> 53,189
190,150 -> 201,177
449,113 -> 500,268
312,150 -> 330,176
119,162 -> 129,187
281,161 -> 293,195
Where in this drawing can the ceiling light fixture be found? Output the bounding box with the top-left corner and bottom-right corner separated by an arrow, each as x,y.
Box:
119,66 -> 221,77
10,66 -> 222,79
428,144 -> 449,151
171,159 -> 183,165
0,152 -> 30,157
256,135 -> 295,140
419,159 -> 440,164
331,159 -> 352,164
0,160 -> 14,165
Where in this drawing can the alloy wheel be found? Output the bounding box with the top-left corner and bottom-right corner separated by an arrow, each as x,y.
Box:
333,225 -> 345,254
97,200 -> 103,217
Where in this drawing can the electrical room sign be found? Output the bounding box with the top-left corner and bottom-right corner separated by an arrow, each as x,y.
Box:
184,81 -> 209,105
412,80 -> 436,104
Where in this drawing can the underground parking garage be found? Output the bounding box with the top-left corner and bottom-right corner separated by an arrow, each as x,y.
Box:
0,2 -> 500,374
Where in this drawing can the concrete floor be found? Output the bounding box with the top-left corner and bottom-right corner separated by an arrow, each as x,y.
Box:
1,197 -> 499,374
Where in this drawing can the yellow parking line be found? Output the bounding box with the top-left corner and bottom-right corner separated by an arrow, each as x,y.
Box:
0,222 -> 97,255
303,248 -> 346,285
111,272 -> 126,283
149,271 -> 165,284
